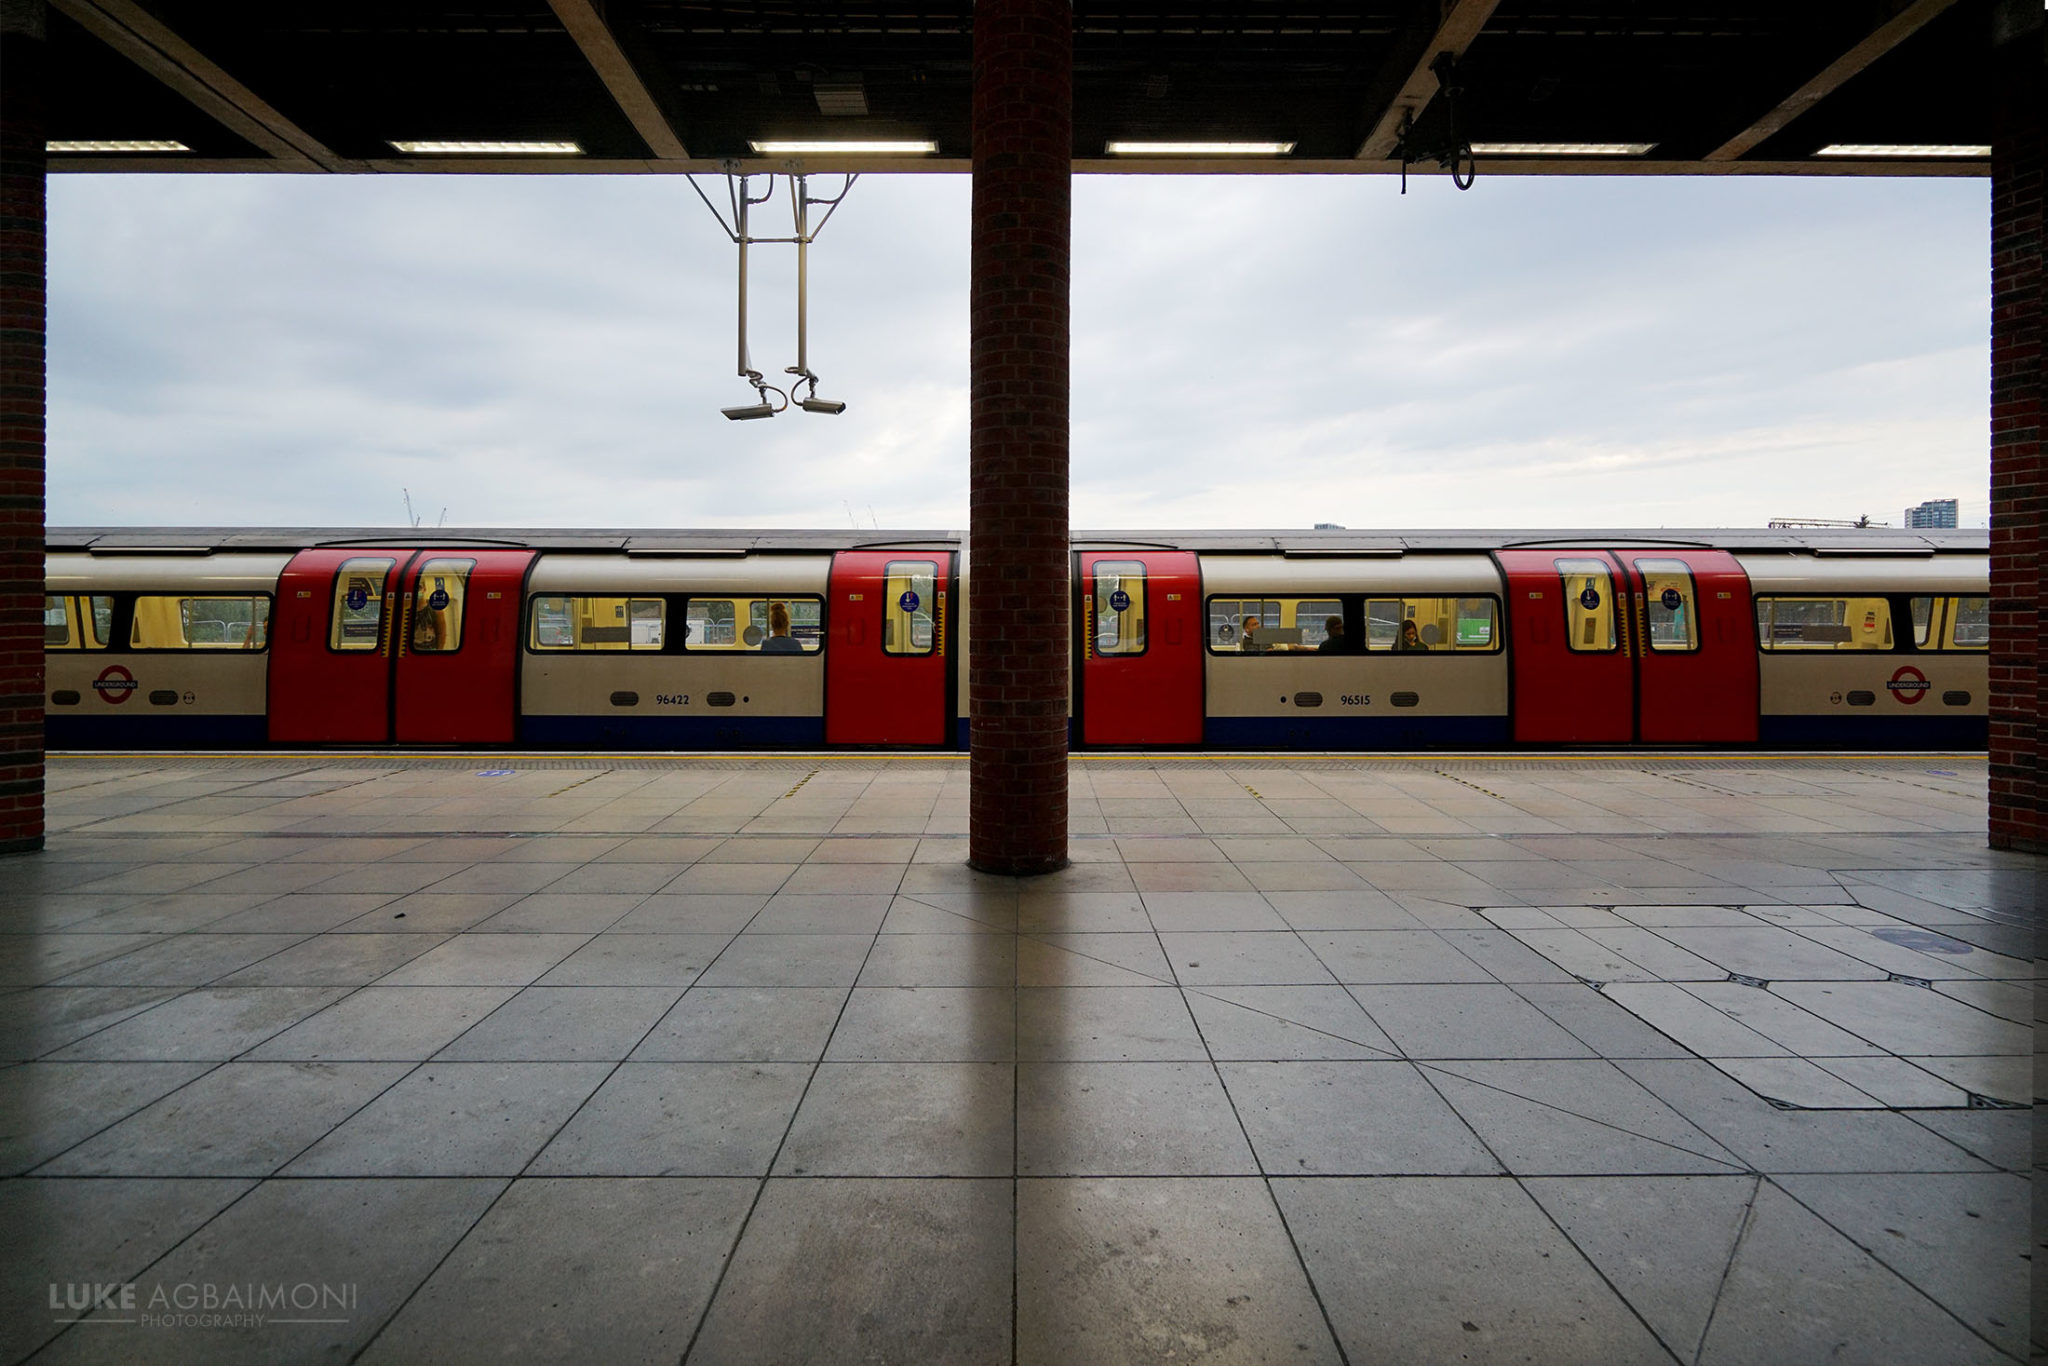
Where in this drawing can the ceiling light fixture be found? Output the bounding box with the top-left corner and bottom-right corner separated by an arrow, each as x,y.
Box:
748,140 -> 936,155
46,140 -> 190,153
387,140 -> 582,154
1815,144 -> 1989,158
1469,142 -> 1655,155
1105,141 -> 1295,156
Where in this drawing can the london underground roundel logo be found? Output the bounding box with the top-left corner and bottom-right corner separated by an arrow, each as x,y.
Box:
1886,665 -> 1931,705
92,665 -> 138,704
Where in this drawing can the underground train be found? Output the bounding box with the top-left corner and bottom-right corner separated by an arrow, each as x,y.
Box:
42,526 -> 1990,752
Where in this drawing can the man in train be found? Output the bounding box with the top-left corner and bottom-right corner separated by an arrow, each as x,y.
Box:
1318,616 -> 1352,654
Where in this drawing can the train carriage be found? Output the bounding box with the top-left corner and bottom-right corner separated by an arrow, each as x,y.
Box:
42,527 -> 1989,754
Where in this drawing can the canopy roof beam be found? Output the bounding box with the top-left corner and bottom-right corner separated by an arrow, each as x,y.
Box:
1355,0 -> 1500,161
544,0 -> 689,161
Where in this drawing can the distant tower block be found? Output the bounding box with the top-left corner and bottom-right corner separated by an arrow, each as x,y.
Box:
1903,499 -> 1959,529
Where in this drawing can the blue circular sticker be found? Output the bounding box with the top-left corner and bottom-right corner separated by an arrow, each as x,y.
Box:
345,587 -> 369,611
1660,587 -> 1683,611
1578,587 -> 1601,610
428,589 -> 450,611
898,590 -> 920,613
1108,590 -> 1131,612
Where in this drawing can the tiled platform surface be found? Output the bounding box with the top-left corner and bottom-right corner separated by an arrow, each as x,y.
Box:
2,751 -> 2040,1365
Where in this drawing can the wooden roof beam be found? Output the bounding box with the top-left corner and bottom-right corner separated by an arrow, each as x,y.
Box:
1356,0 -> 1501,161
545,0 -> 689,161
53,0 -> 352,171
1707,0 -> 1959,161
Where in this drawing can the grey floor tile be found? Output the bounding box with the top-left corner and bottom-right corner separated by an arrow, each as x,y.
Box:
776,1061 -> 1013,1176
1617,1059 -> 1994,1174
688,1178 -> 1011,1365
1697,1181 -> 2010,1365
212,933 -> 450,986
530,1061 -> 810,1176
535,931 -> 733,987
1017,1177 -> 1341,1364
1140,892 -> 1289,931
472,892 -> 647,933
856,933 -> 1018,986
1261,889 -> 1423,930
880,894 -> 1021,934
1906,1109 -> 2031,1172
1770,979 -> 2031,1058
1016,890 -> 1151,933
1017,986 -> 1205,1061
1508,982 -> 1693,1058
664,862 -> 797,894
246,986 -> 518,1061
434,986 -> 682,1061
1774,1171 -> 2030,1358
631,987 -> 849,1062
337,891 -> 523,933
1158,930 -> 1337,986
608,894 -> 769,934
48,986 -> 353,1061
374,932 -> 591,987
53,934 -> 311,988
0,1060 -> 215,1174
1220,1060 -> 1500,1175
537,861 -> 681,894
1654,926 -> 1888,981
746,894 -> 895,934
1016,932 -> 1173,986
39,1061 -> 411,1176
1018,1061 -> 1257,1175
694,934 -> 873,987
1350,984 -> 1598,1059
0,1176 -> 255,1364
30,1177 -> 504,1366
1298,930 -> 1497,984
1273,1176 -> 1675,1366
1184,984 -> 1399,1059
0,985 -> 184,1061
1523,1174 -> 1760,1363
285,1061 -> 611,1176
358,1177 -> 755,1366
1426,1059 -> 1744,1175
825,986 -> 1016,1061
1437,927 -> 1581,982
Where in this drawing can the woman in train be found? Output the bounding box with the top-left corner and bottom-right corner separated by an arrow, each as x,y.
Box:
761,601 -> 803,654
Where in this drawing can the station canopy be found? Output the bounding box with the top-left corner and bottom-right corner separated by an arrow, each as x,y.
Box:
49,1 -> 1993,178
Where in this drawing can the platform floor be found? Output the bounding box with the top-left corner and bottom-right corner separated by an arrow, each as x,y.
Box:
2,752 -> 2039,1364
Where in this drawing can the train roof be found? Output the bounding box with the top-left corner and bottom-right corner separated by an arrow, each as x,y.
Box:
47,527 -> 1989,557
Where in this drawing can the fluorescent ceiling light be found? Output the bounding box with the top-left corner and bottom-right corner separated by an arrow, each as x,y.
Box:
46,140 -> 190,153
748,140 -> 937,154
387,140 -> 582,154
1815,143 -> 1989,158
1105,141 -> 1295,156
1470,142 -> 1655,156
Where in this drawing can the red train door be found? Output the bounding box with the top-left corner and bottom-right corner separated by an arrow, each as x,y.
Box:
269,549 -> 406,743
824,550 -> 952,745
1625,549 -> 1758,744
1498,550 -> 1634,743
393,551 -> 534,744
1077,551 -> 1204,746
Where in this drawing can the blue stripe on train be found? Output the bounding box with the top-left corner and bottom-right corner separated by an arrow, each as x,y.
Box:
519,714 -> 826,749
1757,714 -> 1987,749
45,714 -> 269,748
1202,715 -> 1512,749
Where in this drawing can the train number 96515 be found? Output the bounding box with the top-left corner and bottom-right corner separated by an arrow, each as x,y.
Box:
1340,694 -> 1371,707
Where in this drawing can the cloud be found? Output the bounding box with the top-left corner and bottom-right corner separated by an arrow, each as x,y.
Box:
49,170 -> 1987,533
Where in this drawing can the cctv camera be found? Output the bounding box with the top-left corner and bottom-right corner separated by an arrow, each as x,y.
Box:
721,403 -> 777,421
799,398 -> 847,415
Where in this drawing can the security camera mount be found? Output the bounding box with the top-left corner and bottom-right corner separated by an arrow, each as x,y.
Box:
1394,52 -> 1477,194
690,163 -> 857,418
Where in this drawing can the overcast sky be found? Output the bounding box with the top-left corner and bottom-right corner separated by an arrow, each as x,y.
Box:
48,169 -> 1988,532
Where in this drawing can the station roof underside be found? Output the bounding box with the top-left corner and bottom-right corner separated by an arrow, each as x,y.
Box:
50,1 -> 2000,178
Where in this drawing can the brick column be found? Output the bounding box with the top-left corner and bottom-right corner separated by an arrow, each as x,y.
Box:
968,0 -> 1071,874
0,0 -> 46,857
1988,0 -> 2043,853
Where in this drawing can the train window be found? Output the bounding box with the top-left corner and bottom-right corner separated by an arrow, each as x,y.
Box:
1554,560 -> 1617,653
1093,561 -> 1147,656
1755,596 -> 1894,650
882,561 -> 937,656
530,596 -> 666,651
329,558 -> 395,652
410,559 -> 473,653
682,597 -> 823,653
130,596 -> 271,650
1908,597 -> 1939,648
43,595 -> 112,650
1365,597 -> 1496,652
1950,596 -> 1989,650
1208,598 -> 1337,653
1634,560 -> 1698,652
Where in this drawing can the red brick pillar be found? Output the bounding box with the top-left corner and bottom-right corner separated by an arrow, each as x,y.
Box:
968,0 -> 1071,874
1988,0 -> 2043,853
0,0 -> 47,857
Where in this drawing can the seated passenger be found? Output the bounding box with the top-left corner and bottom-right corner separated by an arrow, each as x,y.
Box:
1239,616 -> 1266,654
1396,620 -> 1424,653
1317,616 -> 1350,654
761,601 -> 804,653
